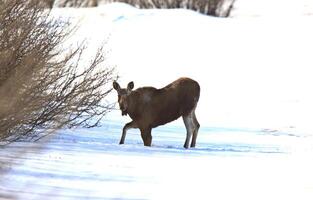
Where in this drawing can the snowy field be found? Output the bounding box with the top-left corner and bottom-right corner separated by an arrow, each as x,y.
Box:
1,0 -> 313,199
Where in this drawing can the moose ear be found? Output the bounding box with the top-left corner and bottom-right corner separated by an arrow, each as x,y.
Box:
113,81 -> 120,91
127,81 -> 134,91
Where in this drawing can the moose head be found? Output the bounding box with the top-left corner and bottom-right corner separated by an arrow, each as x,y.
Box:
113,81 -> 134,116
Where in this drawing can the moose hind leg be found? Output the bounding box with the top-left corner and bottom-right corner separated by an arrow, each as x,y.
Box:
190,111 -> 200,148
120,121 -> 137,144
183,114 -> 194,149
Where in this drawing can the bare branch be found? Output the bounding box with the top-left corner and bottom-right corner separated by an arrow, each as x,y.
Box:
0,0 -> 116,142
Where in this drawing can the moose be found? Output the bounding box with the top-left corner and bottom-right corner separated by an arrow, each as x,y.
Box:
113,77 -> 200,149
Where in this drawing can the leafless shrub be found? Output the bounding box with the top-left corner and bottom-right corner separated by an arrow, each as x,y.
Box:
41,0 -> 234,16
0,0 -> 115,143
56,0 -> 98,7
109,0 -> 235,17
37,0 -> 98,8
39,0 -> 56,8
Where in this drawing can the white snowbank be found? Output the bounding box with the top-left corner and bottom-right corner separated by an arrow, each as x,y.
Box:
1,124 -> 312,199
231,0 -> 313,17
102,3 -> 313,133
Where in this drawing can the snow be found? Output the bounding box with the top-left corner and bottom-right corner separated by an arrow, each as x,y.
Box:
1,123 -> 313,199
106,6 -> 313,131
1,1 -> 313,200
231,0 -> 313,17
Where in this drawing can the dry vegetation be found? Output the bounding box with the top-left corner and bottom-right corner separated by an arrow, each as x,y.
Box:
40,0 -> 98,8
0,0 -> 115,143
112,0 -> 234,16
42,0 -> 234,17
57,0 -> 98,7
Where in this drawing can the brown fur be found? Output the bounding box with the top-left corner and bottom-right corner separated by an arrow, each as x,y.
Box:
113,77 -> 200,148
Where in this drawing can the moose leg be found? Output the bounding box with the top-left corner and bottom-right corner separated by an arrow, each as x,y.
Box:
183,114 -> 194,149
120,121 -> 137,144
140,127 -> 152,146
190,110 -> 200,148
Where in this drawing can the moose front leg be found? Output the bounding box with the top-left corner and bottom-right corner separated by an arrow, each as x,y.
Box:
140,127 -> 152,146
120,121 -> 137,144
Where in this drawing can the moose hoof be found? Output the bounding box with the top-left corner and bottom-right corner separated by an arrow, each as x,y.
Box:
119,141 -> 124,145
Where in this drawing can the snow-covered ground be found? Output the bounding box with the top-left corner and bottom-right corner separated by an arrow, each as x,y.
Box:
231,0 -> 313,17
1,1 -> 313,199
1,123 -> 313,199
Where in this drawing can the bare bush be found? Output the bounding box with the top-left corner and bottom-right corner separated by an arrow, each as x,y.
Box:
56,0 -> 98,7
41,0 -> 234,16
109,0 -> 235,17
39,0 -> 56,8
0,0 -> 115,143
38,0 -> 98,8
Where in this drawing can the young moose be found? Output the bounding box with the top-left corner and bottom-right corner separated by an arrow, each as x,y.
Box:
113,77 -> 200,148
